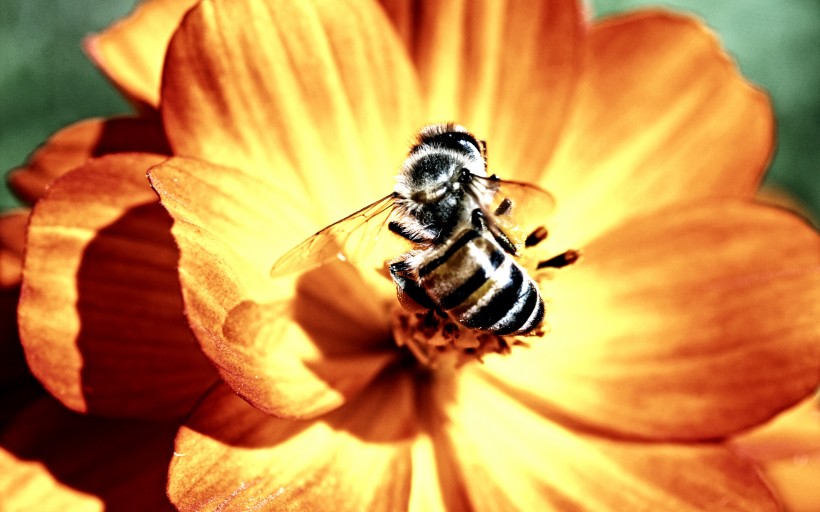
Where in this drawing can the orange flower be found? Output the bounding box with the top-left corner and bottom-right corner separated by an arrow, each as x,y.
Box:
149,0 -> 818,508
2,0 -> 819,510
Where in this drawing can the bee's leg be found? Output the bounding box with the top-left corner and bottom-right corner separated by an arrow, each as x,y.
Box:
388,221 -> 427,243
389,260 -> 437,312
473,209 -> 517,255
471,208 -> 488,230
537,249 -> 581,270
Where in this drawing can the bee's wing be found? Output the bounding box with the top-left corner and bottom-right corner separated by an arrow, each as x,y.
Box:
270,193 -> 405,277
471,175 -> 556,249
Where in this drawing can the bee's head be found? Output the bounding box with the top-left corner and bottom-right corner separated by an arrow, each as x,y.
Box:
393,124 -> 488,238
395,124 -> 487,205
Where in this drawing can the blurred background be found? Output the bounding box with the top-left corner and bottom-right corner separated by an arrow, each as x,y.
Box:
1,0 -> 818,223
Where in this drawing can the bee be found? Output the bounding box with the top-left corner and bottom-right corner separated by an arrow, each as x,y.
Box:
271,123 -> 578,336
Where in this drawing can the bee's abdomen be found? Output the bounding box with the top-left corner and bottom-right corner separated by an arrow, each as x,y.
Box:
418,229 -> 544,335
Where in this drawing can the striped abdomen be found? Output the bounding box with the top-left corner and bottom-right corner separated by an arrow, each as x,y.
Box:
417,229 -> 544,335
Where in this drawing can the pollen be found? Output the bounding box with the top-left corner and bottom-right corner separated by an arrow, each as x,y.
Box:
391,306 -> 530,368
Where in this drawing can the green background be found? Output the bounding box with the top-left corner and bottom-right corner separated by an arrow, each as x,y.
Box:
1,0 -> 818,223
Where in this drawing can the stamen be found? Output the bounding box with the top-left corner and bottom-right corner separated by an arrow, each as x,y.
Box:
494,198 -> 513,216
537,249 -> 581,270
391,307 -> 516,368
525,226 -> 549,247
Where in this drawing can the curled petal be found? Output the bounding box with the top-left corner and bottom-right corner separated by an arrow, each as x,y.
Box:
150,157 -> 397,418
543,12 -> 774,247
162,0 -> 423,223
429,369 -> 779,511
19,154 -> 217,419
168,378 -> 415,511
85,0 -> 199,108
485,201 -> 820,440
379,0 -> 583,181
8,117 -> 170,204
219,290 -> 396,419
0,397 -> 177,511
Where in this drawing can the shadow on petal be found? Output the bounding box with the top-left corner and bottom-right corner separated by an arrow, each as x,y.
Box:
74,202 -> 218,418
0,365 -> 43,433
0,286 -> 27,385
0,397 -> 177,511
20,155 -> 219,420
293,261 -> 395,355
188,370 -> 417,449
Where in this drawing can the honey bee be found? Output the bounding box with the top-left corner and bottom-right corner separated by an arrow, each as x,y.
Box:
271,123 -> 577,336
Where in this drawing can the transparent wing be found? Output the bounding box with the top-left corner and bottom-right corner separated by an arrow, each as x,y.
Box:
270,193 -> 408,277
470,175 -> 556,249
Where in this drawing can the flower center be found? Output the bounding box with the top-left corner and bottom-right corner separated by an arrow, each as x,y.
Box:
390,306 -> 533,368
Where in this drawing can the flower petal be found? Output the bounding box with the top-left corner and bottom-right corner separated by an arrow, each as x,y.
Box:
7,117 -> 171,204
84,0 -> 199,108
161,0 -> 423,223
19,154 -> 217,419
379,0 -> 584,181
0,210 -> 27,288
735,396 -> 820,512
0,396 -> 177,511
168,377 -> 415,511
543,12 -> 774,247
485,201 -> 820,440
150,157 -> 397,418
430,368 -> 779,511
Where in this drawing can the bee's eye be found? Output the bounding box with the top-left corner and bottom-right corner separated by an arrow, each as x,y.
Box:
448,133 -> 482,157
418,130 -> 482,159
